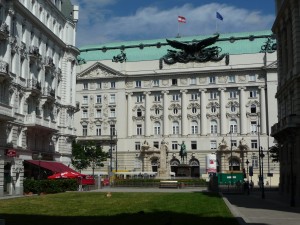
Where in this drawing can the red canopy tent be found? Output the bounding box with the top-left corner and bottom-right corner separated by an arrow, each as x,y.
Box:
48,171 -> 84,179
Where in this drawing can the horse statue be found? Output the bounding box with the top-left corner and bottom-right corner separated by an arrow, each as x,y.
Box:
179,141 -> 187,164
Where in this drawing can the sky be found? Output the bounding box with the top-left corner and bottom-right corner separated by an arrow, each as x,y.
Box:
71,0 -> 276,48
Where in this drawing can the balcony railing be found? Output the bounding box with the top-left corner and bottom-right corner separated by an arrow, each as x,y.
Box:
27,79 -> 41,91
25,113 -> 57,130
42,87 -> 55,97
44,56 -> 55,68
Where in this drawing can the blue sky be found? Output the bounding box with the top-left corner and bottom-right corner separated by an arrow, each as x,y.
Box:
71,0 -> 275,48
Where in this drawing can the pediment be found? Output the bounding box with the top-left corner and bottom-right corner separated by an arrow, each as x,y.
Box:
77,62 -> 124,79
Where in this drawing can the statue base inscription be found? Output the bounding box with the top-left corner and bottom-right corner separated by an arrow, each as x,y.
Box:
177,164 -> 191,177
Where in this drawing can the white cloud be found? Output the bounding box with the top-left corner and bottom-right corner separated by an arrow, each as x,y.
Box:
74,2 -> 275,47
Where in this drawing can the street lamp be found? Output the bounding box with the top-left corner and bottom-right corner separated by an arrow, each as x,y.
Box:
259,146 -> 265,199
246,159 -> 249,182
38,152 -> 42,180
230,130 -> 233,185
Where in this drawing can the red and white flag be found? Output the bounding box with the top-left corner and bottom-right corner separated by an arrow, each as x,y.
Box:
178,16 -> 186,23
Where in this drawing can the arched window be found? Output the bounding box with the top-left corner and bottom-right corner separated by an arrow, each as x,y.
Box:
251,104 -> 257,113
172,121 -> 179,134
137,108 -> 142,117
211,106 -> 216,113
229,158 -> 240,171
155,108 -> 160,115
154,122 -> 161,135
231,105 -> 236,112
173,108 -> 178,114
210,120 -> 218,134
229,120 -> 238,133
191,120 -> 198,134
192,107 -> 197,113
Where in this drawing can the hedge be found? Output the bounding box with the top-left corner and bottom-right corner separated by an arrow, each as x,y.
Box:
23,179 -> 78,194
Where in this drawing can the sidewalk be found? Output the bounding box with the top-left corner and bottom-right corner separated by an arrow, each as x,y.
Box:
222,191 -> 300,225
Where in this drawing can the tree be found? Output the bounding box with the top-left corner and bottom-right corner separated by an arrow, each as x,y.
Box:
269,144 -> 280,162
72,141 -> 109,175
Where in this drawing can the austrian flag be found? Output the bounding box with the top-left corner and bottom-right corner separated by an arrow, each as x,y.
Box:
178,16 -> 186,23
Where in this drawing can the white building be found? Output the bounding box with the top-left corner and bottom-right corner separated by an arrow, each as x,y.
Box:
0,0 -> 79,196
75,30 -> 279,186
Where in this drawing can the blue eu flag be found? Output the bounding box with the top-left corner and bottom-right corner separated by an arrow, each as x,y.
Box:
216,12 -> 223,21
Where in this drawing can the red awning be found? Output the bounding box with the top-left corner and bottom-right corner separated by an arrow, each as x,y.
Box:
25,160 -> 77,173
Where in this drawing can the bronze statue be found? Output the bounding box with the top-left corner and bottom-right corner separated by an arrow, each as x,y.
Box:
161,34 -> 229,66
179,141 -> 187,164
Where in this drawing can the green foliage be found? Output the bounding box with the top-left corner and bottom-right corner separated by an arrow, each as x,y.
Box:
72,140 -> 109,173
269,144 -> 280,162
23,179 -> 78,194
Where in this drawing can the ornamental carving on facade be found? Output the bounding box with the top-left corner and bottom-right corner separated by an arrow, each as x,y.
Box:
150,115 -> 163,121
150,104 -> 163,110
187,114 -> 200,119
199,77 -> 206,84
238,75 -> 246,82
206,113 -> 220,119
162,79 -> 169,86
168,103 -> 181,110
168,115 -> 181,120
180,78 -> 188,85
187,103 -> 200,109
125,81 -> 133,88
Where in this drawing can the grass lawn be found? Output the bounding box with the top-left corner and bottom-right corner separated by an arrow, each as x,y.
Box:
0,192 -> 239,225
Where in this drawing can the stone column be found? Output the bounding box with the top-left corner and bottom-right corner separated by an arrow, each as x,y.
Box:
259,86 -> 267,134
162,91 -> 169,136
158,139 -> 170,179
4,9 -> 14,63
200,89 -> 207,135
126,92 -> 133,137
219,88 -> 226,135
180,90 -> 188,136
239,87 -> 247,135
144,91 -> 151,136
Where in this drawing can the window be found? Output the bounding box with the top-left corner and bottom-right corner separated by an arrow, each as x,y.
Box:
229,91 -> 237,98
228,75 -> 235,83
250,121 -> 257,133
191,121 -> 198,134
229,120 -> 238,133
249,90 -> 257,98
153,141 -> 159,148
210,120 -> 217,134
250,104 -> 257,113
96,109 -> 101,118
83,83 -> 88,89
190,77 -> 196,85
251,140 -> 258,149
211,106 -> 216,113
82,109 -> 88,118
135,142 -> 141,150
209,76 -> 216,84
110,81 -> 115,88
110,108 -> 116,117
210,91 -> 217,99
82,125 -> 87,136
210,140 -> 217,149
154,94 -> 161,102
172,121 -> 179,134
172,94 -> 180,101
231,105 -> 236,112
191,93 -> 198,100
82,96 -> 88,105
136,124 -> 142,135
155,108 -> 160,115
96,95 -> 102,104
110,94 -> 116,103
172,141 -> 178,150
136,94 -> 143,103
110,124 -> 116,135
153,79 -> 159,86
96,82 -> 102,89
96,125 -> 101,136
249,74 -> 256,81
137,109 -> 142,117
252,155 -> 259,168
172,79 -> 177,86
154,122 -> 161,135
173,108 -> 178,114
135,80 -> 141,88
191,141 -> 197,150
231,140 -> 237,147
192,107 -> 197,113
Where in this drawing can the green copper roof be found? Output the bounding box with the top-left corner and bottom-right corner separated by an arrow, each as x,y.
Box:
79,30 -> 274,62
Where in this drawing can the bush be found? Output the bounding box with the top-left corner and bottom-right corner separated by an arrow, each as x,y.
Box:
23,179 -> 78,194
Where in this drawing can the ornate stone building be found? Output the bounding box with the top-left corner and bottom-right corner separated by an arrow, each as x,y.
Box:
0,0 -> 79,196
271,0 -> 300,206
75,30 -> 279,185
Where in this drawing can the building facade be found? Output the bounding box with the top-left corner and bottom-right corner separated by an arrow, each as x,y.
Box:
271,0 -> 300,206
75,30 -> 279,186
0,0 -> 79,196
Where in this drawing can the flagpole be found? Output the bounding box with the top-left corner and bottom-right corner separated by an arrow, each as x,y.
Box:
177,21 -> 179,37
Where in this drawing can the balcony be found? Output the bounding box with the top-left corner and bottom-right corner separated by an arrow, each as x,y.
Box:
0,60 -> 10,82
44,56 -> 55,70
0,102 -> 14,121
0,22 -> 9,41
25,113 -> 57,131
76,135 -> 118,144
271,114 -> 300,138
28,45 -> 40,62
26,79 -> 41,95
42,87 -> 55,101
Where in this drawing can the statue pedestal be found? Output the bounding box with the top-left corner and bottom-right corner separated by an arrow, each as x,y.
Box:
177,164 -> 191,177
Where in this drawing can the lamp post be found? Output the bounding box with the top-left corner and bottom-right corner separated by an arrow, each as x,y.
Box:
230,130 -> 233,185
38,152 -> 42,180
260,146 -> 265,199
246,159 -> 249,182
